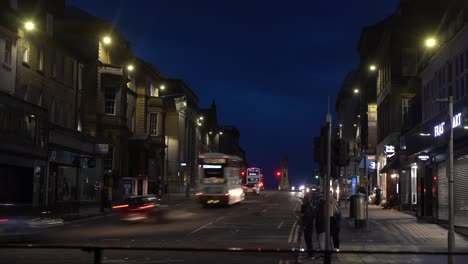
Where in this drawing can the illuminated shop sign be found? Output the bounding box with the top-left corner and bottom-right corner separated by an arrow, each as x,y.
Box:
434,113 -> 462,137
418,155 -> 430,161
385,145 -> 395,158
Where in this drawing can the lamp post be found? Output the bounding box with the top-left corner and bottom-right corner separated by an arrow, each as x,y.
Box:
424,36 -> 453,264
433,96 -> 455,264
325,97 -> 332,261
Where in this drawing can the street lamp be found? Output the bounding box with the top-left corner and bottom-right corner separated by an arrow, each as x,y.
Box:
433,96 -> 454,264
102,36 -> 112,45
24,21 -> 35,31
127,64 -> 134,72
160,85 -> 165,91
425,37 -> 437,48
354,88 -> 359,94
369,64 -> 377,71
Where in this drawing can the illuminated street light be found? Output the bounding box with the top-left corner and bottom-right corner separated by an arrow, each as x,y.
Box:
103,36 -> 111,45
219,131 -> 223,135
127,64 -> 134,71
369,64 -> 377,71
199,116 -> 204,120
160,85 -> 165,90
24,21 -> 35,31
354,88 -> 359,94
425,37 -> 437,48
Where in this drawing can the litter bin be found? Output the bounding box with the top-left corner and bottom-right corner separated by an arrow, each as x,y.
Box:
349,195 -> 355,218
354,193 -> 366,227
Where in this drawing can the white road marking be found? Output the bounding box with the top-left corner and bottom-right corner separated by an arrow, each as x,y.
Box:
288,221 -> 297,243
190,222 -> 212,234
277,221 -> 284,229
261,209 -> 268,213
215,216 -> 224,222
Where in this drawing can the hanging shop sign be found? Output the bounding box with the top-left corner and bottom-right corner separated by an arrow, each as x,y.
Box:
384,145 -> 395,158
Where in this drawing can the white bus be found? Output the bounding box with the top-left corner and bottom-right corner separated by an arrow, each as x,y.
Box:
196,153 -> 245,206
247,167 -> 264,188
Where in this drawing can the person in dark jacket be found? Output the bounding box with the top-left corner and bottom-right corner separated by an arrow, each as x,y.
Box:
316,197 -> 326,250
330,197 -> 342,251
299,194 -> 316,258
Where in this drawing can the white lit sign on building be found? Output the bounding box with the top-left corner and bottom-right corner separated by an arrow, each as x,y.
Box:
434,113 -> 462,137
385,145 -> 395,158
418,155 -> 430,161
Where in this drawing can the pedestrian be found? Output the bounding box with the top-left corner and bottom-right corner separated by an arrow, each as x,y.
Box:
330,196 -> 342,251
315,197 -> 326,251
299,194 -> 316,258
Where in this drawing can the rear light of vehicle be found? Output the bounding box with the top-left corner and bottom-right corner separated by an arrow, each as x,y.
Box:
195,192 -> 203,196
112,204 -> 129,209
0,218 -> 8,223
137,204 -> 155,210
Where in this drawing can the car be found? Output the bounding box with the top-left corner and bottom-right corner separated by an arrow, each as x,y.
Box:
0,203 -> 64,242
112,195 -> 169,222
242,183 -> 260,195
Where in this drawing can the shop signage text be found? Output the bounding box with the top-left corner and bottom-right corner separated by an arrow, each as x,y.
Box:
385,145 -> 395,158
434,113 -> 462,137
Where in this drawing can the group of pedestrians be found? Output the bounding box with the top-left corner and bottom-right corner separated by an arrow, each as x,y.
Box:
298,191 -> 342,259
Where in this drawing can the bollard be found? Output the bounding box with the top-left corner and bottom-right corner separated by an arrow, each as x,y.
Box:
354,193 -> 366,227
94,248 -> 102,264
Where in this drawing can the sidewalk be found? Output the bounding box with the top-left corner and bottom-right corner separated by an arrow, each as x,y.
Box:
298,203 -> 468,263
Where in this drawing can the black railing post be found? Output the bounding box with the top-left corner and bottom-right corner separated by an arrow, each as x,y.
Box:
93,248 -> 102,264
324,250 -> 331,264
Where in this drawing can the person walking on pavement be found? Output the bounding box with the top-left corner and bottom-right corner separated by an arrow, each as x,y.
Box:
330,194 -> 342,251
299,193 -> 317,258
316,196 -> 326,251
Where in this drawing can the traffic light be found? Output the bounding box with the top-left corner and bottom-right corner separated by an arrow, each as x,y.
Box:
333,139 -> 349,167
314,168 -> 320,179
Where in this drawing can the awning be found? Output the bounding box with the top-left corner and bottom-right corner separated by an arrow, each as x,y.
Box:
380,158 -> 400,174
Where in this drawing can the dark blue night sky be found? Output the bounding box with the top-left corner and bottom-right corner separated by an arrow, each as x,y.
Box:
67,0 -> 399,188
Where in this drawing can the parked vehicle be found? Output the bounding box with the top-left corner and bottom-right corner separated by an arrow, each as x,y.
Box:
112,195 -> 169,222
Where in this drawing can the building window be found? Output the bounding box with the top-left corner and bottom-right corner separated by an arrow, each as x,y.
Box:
4,38 -> 11,65
401,48 -> 417,76
22,41 -> 29,63
149,113 -> 158,136
401,98 -> 409,128
24,114 -> 36,141
149,82 -> 158,97
0,106 -> 9,134
46,13 -> 54,36
10,0 -> 18,9
50,49 -> 56,78
103,146 -> 114,170
58,54 -> 65,80
131,109 -> 135,133
49,98 -> 55,122
38,46 -> 44,71
104,86 -> 116,115
411,165 -> 417,205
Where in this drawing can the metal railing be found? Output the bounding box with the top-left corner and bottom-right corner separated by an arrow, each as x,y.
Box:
1,244 -> 468,264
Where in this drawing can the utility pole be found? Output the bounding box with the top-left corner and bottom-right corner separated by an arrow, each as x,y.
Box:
433,96 -> 455,264
325,97 -> 332,262
448,95 -> 455,264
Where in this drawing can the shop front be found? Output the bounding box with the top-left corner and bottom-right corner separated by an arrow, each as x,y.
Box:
48,125 -> 101,213
403,107 -> 468,226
